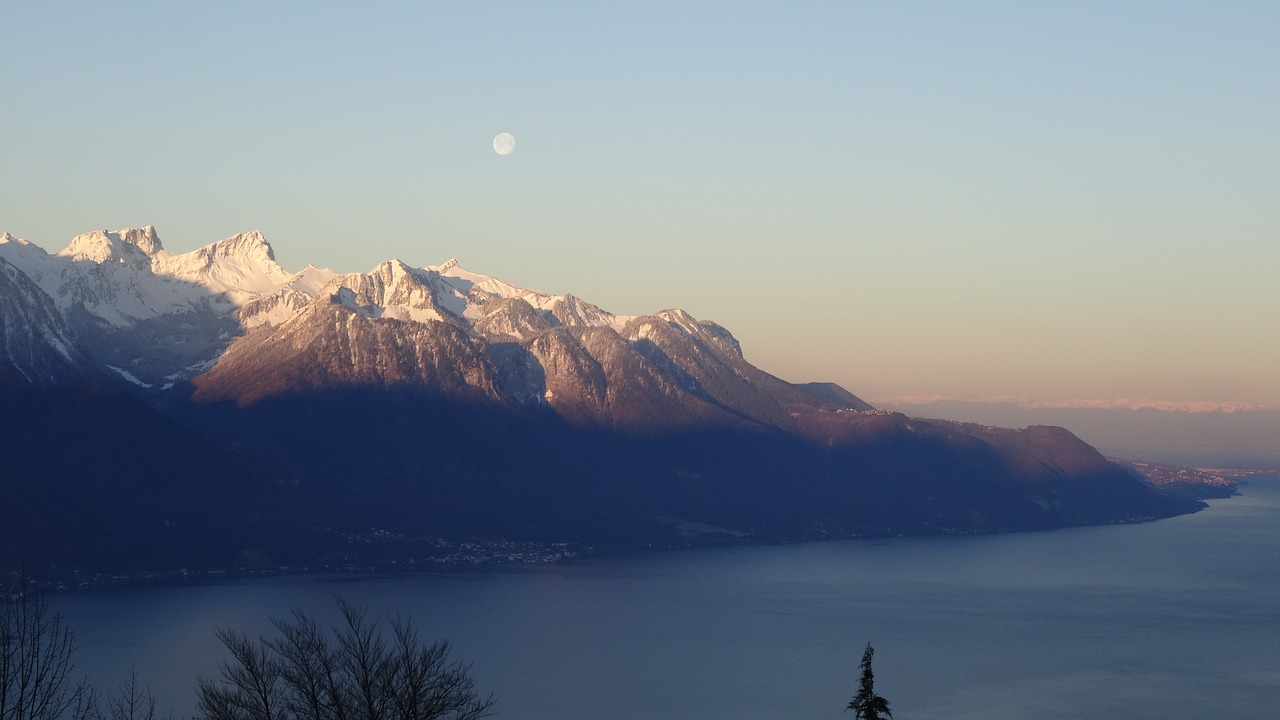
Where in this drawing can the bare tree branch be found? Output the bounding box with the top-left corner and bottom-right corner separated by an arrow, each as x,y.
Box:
2,593 -> 97,720
96,666 -> 165,720
196,598 -> 493,720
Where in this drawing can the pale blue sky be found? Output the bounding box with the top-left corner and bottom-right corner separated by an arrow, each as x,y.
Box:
3,2 -> 1277,405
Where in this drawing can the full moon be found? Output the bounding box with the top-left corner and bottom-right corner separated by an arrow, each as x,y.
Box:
492,132 -> 515,156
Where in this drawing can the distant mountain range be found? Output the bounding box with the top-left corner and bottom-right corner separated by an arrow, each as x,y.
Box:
878,397 -> 1280,470
0,227 -> 1203,577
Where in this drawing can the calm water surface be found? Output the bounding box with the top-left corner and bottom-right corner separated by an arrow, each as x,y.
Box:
53,477 -> 1280,720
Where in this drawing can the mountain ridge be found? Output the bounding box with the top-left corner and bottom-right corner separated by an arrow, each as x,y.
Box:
0,226 -> 1201,576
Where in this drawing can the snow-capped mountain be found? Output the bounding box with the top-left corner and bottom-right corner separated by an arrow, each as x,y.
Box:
0,227 -> 336,388
2,226 -> 849,426
187,240 -> 846,429
1,226 -> 1201,578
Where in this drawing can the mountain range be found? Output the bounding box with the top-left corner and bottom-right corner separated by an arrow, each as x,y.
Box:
879,397 -> 1280,471
0,227 -> 1201,577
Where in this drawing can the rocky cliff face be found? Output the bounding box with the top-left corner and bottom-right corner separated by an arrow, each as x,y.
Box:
0,256 -> 94,384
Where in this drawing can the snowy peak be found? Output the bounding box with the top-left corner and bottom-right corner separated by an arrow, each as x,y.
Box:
429,259 -> 526,298
152,230 -> 292,298
0,227 -> 345,388
58,225 -> 162,257
629,309 -> 718,345
548,293 -> 623,329
655,308 -> 698,328
207,230 -> 276,267
288,264 -> 338,295
121,226 -> 163,255
0,232 -> 53,272
640,309 -> 741,355
426,259 -> 635,334
323,259 -> 465,324
57,227 -> 160,270
0,226 -> 333,324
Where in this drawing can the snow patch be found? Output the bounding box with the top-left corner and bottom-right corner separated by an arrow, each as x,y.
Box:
288,264 -> 338,295
105,364 -> 154,388
184,357 -> 219,375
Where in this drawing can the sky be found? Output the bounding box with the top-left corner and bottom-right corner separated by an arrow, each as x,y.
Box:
3,1 -> 1278,407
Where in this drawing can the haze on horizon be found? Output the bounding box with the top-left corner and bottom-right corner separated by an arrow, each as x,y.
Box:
3,2 -> 1276,407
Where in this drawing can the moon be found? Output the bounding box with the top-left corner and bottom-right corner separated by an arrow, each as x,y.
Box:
492,132 -> 515,156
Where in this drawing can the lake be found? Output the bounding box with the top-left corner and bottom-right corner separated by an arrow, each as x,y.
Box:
52,476 -> 1280,720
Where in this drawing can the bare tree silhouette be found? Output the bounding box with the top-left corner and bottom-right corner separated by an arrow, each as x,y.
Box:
196,597 -> 493,720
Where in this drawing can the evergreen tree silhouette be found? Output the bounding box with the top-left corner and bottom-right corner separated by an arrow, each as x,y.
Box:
847,642 -> 892,720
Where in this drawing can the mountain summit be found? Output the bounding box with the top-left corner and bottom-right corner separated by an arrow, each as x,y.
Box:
0,227 -> 335,387
0,227 -> 1199,576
